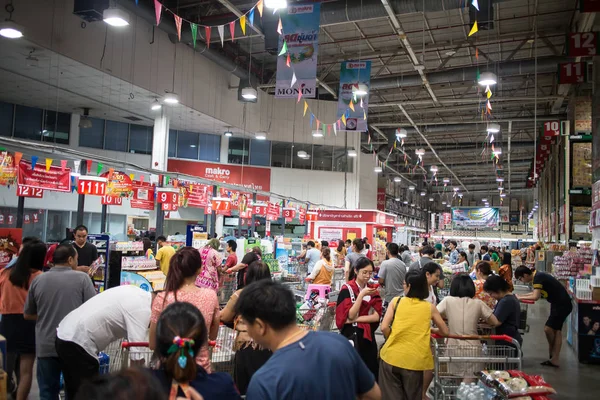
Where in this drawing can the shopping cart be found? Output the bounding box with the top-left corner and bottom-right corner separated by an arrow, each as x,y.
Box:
209,324 -> 236,375
519,299 -> 534,334
119,341 -> 158,370
431,334 -> 522,400
218,273 -> 237,305
297,302 -> 337,332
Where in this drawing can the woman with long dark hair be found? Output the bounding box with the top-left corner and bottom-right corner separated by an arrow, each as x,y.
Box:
221,261 -> 272,394
151,302 -> 240,400
149,247 -> 219,373
335,257 -> 382,378
0,240 -> 46,400
498,252 -> 514,292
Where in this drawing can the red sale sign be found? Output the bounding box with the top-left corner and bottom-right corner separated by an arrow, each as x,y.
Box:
211,198 -> 232,215
156,188 -> 179,205
18,160 -> 71,192
266,202 -> 280,221
558,62 -> 587,84
543,121 -> 560,137
253,205 -> 267,216
306,211 -> 318,222
162,202 -> 178,211
16,185 -> 43,198
567,32 -> 597,57
33,213 -> 39,223
283,208 -> 296,222
298,208 -> 306,224
130,180 -> 155,210
102,195 -> 123,206
78,177 -> 107,196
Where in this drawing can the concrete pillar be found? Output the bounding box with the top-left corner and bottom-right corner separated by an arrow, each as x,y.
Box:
220,135 -> 229,164
152,114 -> 170,237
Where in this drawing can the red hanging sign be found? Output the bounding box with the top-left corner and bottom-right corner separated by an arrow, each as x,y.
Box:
567,32 -> 597,57
0,152 -> 17,186
240,209 -> 253,219
156,188 -> 179,205
543,120 -> 560,137
162,202 -> 179,211
7,215 -> 14,225
130,180 -> 155,210
580,0 -> 600,12
253,204 -> 267,216
0,215 -> 4,224
558,62 -> 587,84
298,208 -> 306,224
306,211 -> 318,222
18,160 -> 71,192
266,202 -> 280,221
101,170 -> 133,197
283,208 -> 296,222
102,195 -> 123,206
16,185 -> 43,198
77,176 -> 107,196
211,197 -> 232,215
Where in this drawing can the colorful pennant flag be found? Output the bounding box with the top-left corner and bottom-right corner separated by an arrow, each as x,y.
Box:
226,21 -> 234,43
14,152 -> 22,166
205,26 -> 211,48
60,159 -> 67,172
286,53 -> 291,67
349,100 -> 355,112
97,163 -> 103,176
341,114 -> 347,126
107,168 -> 114,181
278,41 -> 288,56
486,87 -> 492,99
217,25 -> 225,47
45,158 -> 52,172
129,173 -> 135,181
249,9 -> 255,26
31,156 -> 38,170
363,109 -> 367,120
472,0 -> 480,11
240,15 -> 246,35
190,23 -> 198,48
316,119 -> 320,131
333,122 -> 337,136
174,15 -> 182,41
73,160 -> 81,174
87,159 -> 92,174
309,114 -> 314,127
475,48 -> 479,60
277,17 -> 282,34
154,0 -> 162,26
297,89 -> 302,103
322,123 -> 326,136
290,72 -> 297,88
468,21 -> 478,36
257,0 -> 264,16
303,101 -> 308,116
327,125 -> 331,136
486,100 -> 492,112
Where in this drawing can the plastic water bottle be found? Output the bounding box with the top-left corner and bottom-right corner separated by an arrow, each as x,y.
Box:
98,351 -> 110,374
457,383 -> 466,400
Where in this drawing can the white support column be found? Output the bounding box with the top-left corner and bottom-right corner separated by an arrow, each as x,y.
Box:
220,135 -> 229,164
152,114 -> 170,171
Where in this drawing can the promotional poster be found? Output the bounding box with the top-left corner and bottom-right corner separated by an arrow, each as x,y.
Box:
452,207 -> 500,230
336,60 -> 371,132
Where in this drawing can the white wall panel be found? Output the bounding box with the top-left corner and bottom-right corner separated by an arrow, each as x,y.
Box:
358,152 -> 377,209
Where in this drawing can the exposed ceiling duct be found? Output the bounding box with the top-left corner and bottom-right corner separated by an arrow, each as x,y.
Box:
370,56 -> 564,90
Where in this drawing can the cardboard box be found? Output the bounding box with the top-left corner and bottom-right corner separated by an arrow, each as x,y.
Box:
593,287 -> 600,302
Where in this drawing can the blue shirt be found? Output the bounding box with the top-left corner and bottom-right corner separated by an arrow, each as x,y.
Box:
482,253 -> 491,261
449,249 -> 459,264
305,248 -> 321,274
151,368 -> 241,400
246,331 -> 375,400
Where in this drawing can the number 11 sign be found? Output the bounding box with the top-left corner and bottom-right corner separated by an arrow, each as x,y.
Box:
558,62 -> 587,84
78,177 -> 107,196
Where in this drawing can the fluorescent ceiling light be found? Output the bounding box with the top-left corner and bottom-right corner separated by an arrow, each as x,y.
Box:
150,100 -> 162,111
493,148 -> 502,155
487,123 -> 500,133
347,149 -> 357,157
224,131 -> 233,137
453,187 -> 459,192
264,0 -> 288,9
190,144 -> 197,148
103,8 -> 130,27
429,198 -> 434,202
395,198 -> 400,202
500,193 -> 506,198
297,150 -> 309,158
408,185 -> 415,191
312,130 -> 323,138
403,200 -> 409,205
241,87 -> 257,100
0,20 -> 24,39
443,178 -> 450,183
442,201 -> 446,205
396,128 -> 407,138
415,148 -> 425,156
163,93 -> 179,104
478,71 -> 498,86
498,186 -> 503,191
255,132 -> 267,140
496,177 -> 504,182
374,166 -> 383,173
430,165 -> 438,172
394,176 -> 401,182
458,193 -> 463,198
352,83 -> 369,96
420,192 -> 426,196
482,198 -> 488,202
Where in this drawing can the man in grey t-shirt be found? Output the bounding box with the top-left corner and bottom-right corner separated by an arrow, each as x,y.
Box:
304,241 -> 321,275
24,244 -> 96,400
409,245 -> 436,272
378,243 -> 407,305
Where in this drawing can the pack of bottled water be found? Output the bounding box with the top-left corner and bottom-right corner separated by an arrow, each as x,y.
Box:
456,382 -> 496,400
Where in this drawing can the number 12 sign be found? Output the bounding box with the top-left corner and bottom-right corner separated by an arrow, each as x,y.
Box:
558,62 -> 587,84
567,32 -> 598,56
17,185 -> 43,198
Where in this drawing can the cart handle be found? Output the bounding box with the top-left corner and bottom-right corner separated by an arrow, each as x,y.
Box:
122,341 -> 217,349
431,333 -> 516,343
520,299 -> 535,304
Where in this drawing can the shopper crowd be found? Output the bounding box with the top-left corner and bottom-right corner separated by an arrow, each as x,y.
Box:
0,232 -> 574,400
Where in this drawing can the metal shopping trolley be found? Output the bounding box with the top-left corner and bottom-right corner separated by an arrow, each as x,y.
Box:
519,299 -> 534,334
218,273 -> 237,305
297,302 -> 337,332
431,334 -> 522,400
209,325 -> 236,375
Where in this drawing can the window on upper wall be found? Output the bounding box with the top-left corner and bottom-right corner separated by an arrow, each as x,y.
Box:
333,146 -> 353,173
0,102 -> 13,137
271,141 -> 292,168
79,117 -> 105,149
199,133 -> 220,162
43,110 -> 70,144
129,124 -> 153,154
177,130 -> 199,160
292,143 -> 312,170
228,138 -> 250,165
14,105 -> 42,141
104,121 -> 129,152
312,144 -> 333,171
250,139 -> 271,166
168,130 -> 177,157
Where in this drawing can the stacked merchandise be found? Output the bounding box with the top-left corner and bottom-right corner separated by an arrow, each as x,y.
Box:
552,246 -> 593,280
468,370 -> 557,399
371,239 -> 387,266
296,290 -> 336,332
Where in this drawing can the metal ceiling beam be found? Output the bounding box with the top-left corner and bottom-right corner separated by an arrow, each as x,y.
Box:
368,96 -> 564,108
397,104 -> 468,192
215,0 -> 264,38
371,115 -> 564,128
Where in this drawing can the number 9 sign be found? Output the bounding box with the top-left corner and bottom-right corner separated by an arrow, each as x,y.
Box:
156,189 -> 179,205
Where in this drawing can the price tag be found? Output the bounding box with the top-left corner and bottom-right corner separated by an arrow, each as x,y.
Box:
78,177 -> 107,196
102,196 -> 123,206
156,189 -> 179,205
16,185 -> 43,198
558,62 -> 587,84
567,32 -> 597,56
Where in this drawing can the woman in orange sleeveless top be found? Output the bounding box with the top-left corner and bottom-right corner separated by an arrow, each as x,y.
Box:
305,248 -> 334,286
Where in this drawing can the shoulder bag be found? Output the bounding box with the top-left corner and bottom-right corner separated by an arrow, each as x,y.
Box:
343,283 -> 361,350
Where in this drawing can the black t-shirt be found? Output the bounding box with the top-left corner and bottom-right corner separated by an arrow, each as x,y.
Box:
493,294 -> 522,345
75,242 -> 98,267
533,271 -> 570,305
237,252 -> 260,289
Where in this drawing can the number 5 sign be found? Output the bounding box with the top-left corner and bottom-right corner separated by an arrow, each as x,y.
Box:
156,188 -> 179,205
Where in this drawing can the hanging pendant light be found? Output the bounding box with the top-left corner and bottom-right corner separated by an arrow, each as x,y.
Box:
478,72 -> 498,86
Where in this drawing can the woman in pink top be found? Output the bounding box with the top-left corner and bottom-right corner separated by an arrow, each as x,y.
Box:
196,239 -> 223,292
150,247 -> 220,373
0,240 -> 46,400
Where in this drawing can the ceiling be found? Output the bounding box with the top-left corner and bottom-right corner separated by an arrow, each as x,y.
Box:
130,0 -> 594,203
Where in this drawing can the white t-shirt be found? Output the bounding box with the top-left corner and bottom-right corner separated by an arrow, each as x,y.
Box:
308,259 -> 334,280
57,285 -> 151,359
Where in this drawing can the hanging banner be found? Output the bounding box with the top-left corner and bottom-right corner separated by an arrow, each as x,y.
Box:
337,60 -> 371,132
0,228 -> 21,268
219,187 -> 250,212
18,160 -> 71,192
130,180 -> 155,210
283,208 -> 296,222
0,152 -> 17,186
78,176 -> 107,196
102,195 -> 123,206
298,207 -> 306,224
254,204 -> 267,216
212,197 -> 232,216
452,207 -> 500,230
101,171 -> 134,197
275,3 -> 321,98
266,202 -> 281,221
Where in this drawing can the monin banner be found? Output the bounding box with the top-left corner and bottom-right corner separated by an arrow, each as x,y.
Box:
337,60 -> 371,132
275,3 -> 320,98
